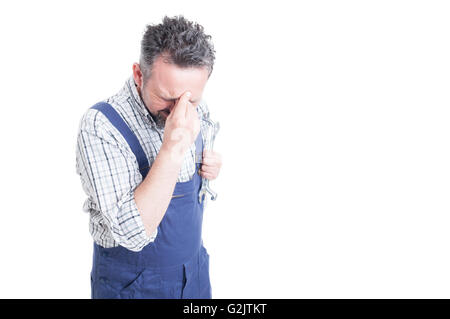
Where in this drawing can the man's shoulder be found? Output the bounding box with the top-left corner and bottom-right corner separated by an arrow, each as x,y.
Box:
78,101 -> 115,135
77,99 -> 136,150
79,78 -> 133,134
77,101 -> 138,162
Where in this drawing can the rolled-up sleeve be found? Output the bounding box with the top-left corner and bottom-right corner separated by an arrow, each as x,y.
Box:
76,109 -> 157,252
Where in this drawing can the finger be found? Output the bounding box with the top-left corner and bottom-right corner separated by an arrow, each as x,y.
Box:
202,150 -> 215,163
200,165 -> 219,177
200,170 -> 215,180
186,100 -> 199,121
201,157 -> 214,166
187,109 -> 200,142
200,165 -> 213,174
203,150 -> 221,160
172,91 -> 191,118
202,153 -> 222,166
202,150 -> 212,158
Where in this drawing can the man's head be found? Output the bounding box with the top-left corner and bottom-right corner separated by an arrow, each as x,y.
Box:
132,15 -> 216,128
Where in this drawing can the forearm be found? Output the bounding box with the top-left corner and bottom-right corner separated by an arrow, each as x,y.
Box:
134,145 -> 184,237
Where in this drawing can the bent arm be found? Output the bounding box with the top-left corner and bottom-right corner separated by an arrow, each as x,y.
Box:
134,144 -> 184,237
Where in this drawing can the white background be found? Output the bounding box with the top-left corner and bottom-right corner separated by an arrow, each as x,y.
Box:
0,0 -> 449,298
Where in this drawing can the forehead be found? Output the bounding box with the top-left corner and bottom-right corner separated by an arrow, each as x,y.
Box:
149,55 -> 209,99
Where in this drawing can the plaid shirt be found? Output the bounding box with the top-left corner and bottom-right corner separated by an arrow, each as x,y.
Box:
76,76 -> 211,252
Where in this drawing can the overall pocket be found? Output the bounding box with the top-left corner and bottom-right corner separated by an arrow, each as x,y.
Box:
92,259 -> 162,299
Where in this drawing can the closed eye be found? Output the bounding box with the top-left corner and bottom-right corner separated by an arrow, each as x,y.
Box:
161,97 -> 198,104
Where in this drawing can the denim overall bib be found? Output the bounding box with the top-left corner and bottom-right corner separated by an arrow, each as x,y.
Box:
89,102 -> 211,299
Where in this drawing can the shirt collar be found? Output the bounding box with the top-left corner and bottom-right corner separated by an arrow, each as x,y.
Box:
125,76 -> 158,127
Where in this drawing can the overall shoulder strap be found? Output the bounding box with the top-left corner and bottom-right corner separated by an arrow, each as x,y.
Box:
91,102 -> 150,178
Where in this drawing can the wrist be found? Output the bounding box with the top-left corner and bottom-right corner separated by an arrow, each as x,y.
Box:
159,143 -> 186,166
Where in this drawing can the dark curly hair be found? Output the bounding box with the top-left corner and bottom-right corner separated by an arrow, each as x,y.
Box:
139,15 -> 216,80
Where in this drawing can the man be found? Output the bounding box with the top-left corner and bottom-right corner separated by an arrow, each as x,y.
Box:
76,15 -> 222,299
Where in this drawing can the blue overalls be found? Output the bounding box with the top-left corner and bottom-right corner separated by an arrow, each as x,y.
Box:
89,102 -> 212,299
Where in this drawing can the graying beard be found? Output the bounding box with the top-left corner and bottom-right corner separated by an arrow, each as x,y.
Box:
154,112 -> 166,130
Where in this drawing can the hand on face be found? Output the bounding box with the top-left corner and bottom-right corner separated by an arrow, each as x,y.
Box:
161,91 -> 201,160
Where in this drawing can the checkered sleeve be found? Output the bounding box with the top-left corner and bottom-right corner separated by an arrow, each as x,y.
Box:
76,109 -> 157,252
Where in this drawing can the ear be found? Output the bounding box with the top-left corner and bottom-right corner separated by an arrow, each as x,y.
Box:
132,63 -> 144,89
